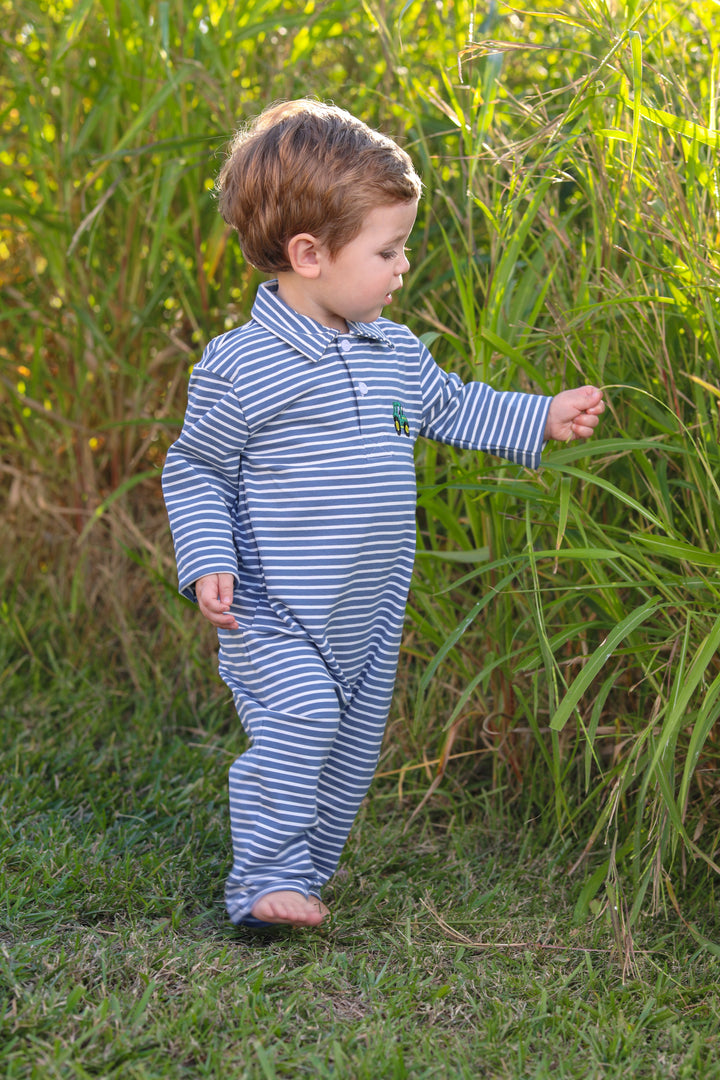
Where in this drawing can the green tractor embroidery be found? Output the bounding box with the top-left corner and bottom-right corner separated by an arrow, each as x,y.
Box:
392,400 -> 410,437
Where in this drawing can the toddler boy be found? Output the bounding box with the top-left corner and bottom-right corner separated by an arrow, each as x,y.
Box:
162,99 -> 604,928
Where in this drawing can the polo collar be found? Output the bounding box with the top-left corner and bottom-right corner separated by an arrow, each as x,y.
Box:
251,280 -> 394,362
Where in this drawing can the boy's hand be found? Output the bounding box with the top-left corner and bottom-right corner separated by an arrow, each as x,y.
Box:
195,573 -> 238,629
545,386 -> 604,442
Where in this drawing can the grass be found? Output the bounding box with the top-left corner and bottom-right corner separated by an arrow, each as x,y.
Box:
3,0 -> 720,994
4,2 -> 720,1071
392,0 -> 720,913
3,619 -> 720,1079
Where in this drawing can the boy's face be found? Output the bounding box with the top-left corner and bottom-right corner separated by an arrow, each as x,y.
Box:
314,200 -> 418,330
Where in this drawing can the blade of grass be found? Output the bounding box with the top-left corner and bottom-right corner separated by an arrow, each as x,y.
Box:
550,598 -> 662,733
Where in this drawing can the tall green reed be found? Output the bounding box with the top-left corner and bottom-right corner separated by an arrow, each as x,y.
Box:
393,0 -> 720,916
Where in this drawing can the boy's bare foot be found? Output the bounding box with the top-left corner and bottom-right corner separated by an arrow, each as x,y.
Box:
250,890 -> 329,927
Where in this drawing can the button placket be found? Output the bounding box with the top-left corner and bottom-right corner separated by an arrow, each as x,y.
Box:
338,337 -> 374,451
336,336 -> 364,444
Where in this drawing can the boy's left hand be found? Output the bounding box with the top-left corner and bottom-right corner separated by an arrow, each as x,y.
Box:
545,385 -> 604,442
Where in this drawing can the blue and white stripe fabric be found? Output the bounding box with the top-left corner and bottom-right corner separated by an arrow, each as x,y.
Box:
162,280 -> 551,923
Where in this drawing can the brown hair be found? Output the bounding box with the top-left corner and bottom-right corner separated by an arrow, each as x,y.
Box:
216,99 -> 422,273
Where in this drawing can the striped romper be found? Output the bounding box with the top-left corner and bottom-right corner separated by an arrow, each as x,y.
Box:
162,280 -> 551,924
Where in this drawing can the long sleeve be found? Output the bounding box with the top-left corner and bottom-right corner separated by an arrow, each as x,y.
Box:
162,364 -> 250,599
417,342 -> 551,468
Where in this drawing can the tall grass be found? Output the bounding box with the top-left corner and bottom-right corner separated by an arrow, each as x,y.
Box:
397,0 -> 720,920
0,0 -> 459,666
2,0 -> 720,921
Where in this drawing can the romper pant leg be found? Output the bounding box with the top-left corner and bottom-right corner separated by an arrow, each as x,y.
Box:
218,628 -> 343,924
308,647 -> 399,884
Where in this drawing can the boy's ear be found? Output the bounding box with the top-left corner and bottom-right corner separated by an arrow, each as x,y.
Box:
286,233 -> 322,278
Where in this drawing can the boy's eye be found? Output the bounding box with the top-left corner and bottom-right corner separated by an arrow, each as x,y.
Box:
380,246 -> 410,261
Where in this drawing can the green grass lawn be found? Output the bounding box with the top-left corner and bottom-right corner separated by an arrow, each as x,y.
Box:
2,633 -> 720,1079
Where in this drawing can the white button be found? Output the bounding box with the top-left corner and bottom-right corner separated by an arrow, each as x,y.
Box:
338,338 -> 351,353
357,382 -> 369,397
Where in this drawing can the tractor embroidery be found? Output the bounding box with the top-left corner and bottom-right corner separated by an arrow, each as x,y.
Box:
392,401 -> 410,436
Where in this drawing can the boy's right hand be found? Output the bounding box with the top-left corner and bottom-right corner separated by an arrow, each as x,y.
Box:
195,573 -> 238,629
